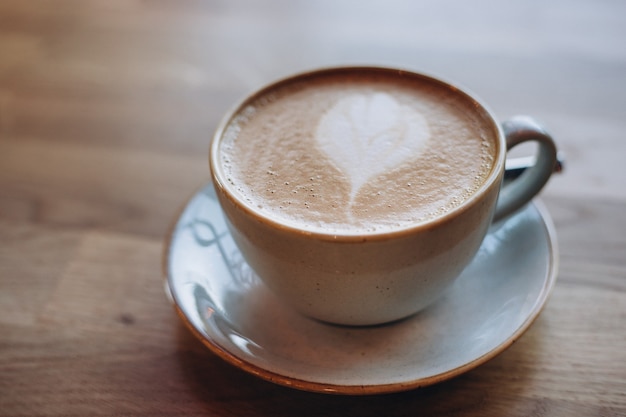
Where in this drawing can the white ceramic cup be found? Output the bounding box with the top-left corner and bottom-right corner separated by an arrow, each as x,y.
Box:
209,67 -> 557,326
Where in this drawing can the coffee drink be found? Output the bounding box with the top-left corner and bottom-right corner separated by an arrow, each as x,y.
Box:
210,67 -> 557,325
217,70 -> 498,234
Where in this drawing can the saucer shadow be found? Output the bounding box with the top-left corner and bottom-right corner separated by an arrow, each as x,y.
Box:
175,311 -> 549,417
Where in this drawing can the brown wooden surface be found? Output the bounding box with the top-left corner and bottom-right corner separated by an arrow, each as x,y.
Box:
1,1 -> 625,416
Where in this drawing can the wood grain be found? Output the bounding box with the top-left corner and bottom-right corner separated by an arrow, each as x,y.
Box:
1,0 -> 625,416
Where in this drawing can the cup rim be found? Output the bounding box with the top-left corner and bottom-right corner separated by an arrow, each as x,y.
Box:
209,66 -> 506,242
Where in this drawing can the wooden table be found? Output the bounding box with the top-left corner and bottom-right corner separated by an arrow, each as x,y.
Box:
1,1 -> 624,415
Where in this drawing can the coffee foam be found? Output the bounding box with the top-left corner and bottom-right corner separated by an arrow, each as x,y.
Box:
219,72 -> 497,234
316,92 -> 430,204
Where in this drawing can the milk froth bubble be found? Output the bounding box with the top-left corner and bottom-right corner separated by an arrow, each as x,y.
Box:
219,71 -> 497,234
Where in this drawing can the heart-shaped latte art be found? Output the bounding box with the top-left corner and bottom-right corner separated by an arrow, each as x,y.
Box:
315,92 -> 430,204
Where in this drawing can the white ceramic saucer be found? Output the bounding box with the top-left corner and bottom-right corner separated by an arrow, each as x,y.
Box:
164,183 -> 558,395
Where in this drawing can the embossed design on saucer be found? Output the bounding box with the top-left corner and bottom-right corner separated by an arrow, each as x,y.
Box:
164,183 -> 558,395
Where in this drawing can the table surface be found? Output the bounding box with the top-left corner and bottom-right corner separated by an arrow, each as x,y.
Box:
1,1 -> 625,416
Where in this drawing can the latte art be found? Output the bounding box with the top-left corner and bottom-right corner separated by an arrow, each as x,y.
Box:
218,71 -> 497,234
316,92 -> 430,205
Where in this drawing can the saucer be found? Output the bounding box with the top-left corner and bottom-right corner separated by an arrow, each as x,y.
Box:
164,183 -> 558,395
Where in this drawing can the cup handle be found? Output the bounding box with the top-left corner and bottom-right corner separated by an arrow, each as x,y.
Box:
493,115 -> 558,222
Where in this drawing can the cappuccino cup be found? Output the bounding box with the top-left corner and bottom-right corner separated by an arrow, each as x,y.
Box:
209,66 -> 557,326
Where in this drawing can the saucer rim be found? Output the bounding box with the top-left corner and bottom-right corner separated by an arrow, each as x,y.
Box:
163,187 -> 558,395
